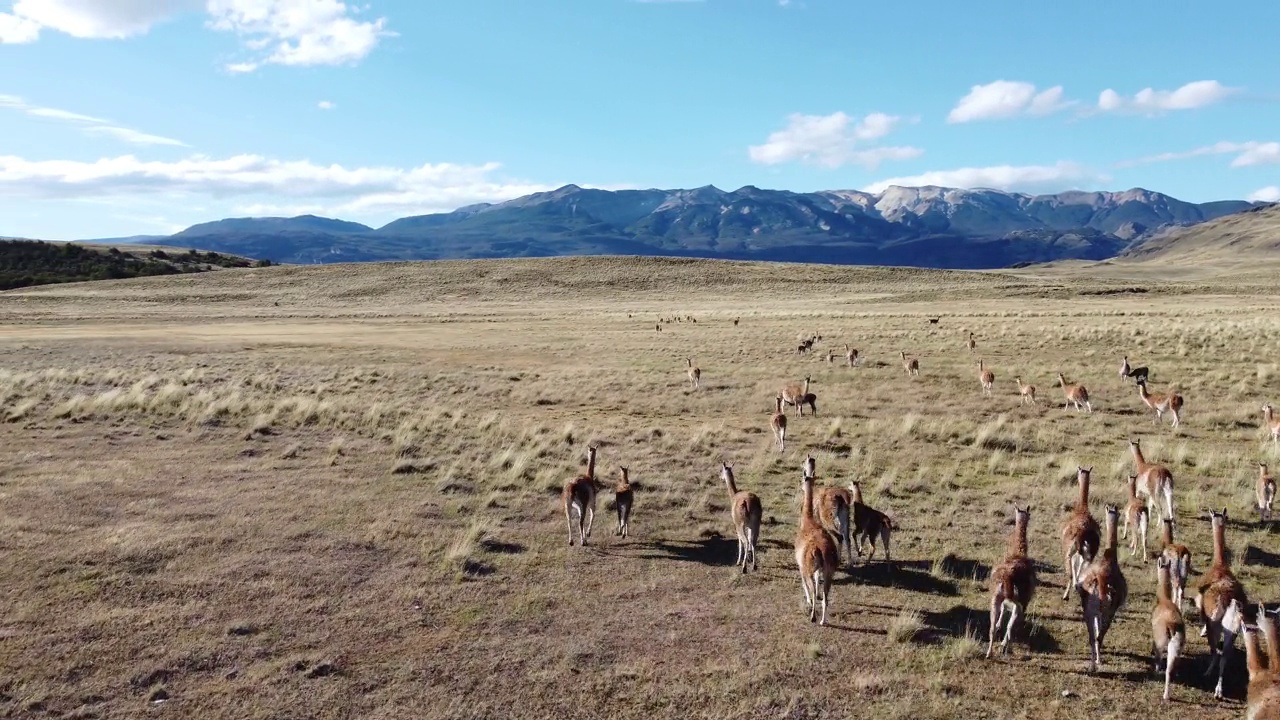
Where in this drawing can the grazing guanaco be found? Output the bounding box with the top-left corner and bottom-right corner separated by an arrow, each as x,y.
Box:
1060,466 -> 1101,600
844,343 -> 858,367
978,359 -> 995,396
1259,463 -> 1276,523
613,466 -> 633,538
901,351 -> 920,377
1241,608 -> 1280,718
1195,507 -> 1249,699
1015,376 -> 1037,405
1122,474 -> 1150,561
721,462 -> 763,573
967,331 -> 976,352
780,376 -> 813,418
796,461 -> 838,625
1265,403 -> 1280,448
986,504 -> 1036,659
1129,438 -> 1175,526
1151,556 -> 1186,702
1077,503 -> 1127,672
562,445 -> 599,546
1057,372 -> 1092,413
687,357 -> 701,389
1137,379 -> 1183,428
769,395 -> 787,452
1159,517 -> 1193,609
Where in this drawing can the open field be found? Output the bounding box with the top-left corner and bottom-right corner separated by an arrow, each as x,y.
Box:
3,256 -> 1280,719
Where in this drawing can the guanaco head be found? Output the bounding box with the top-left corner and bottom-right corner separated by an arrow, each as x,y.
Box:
1076,465 -> 1093,482
1057,372 -> 1067,385
720,461 -> 733,481
1264,403 -> 1275,417
802,455 -> 816,479
1012,503 -> 1030,525
1126,473 -> 1138,494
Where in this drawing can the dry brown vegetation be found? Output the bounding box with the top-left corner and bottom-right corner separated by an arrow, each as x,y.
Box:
3,255 -> 1280,718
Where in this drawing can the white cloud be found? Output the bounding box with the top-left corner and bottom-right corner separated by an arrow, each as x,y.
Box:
1117,140 -> 1279,168
1096,80 -> 1238,114
862,161 -> 1102,194
946,80 -> 1071,123
1,0 -> 194,41
1248,186 -> 1280,203
0,153 -> 562,219
207,0 -> 393,70
0,10 -> 40,42
0,1 -> 391,71
0,93 -> 187,146
748,111 -> 922,169
317,100 -> 335,110
1231,142 -> 1280,167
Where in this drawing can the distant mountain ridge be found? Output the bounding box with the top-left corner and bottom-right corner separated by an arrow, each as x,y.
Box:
134,184 -> 1264,269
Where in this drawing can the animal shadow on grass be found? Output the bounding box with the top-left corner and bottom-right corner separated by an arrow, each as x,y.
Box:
850,561 -> 958,596
634,537 -> 740,567
1243,543 -> 1280,568
936,553 -> 992,582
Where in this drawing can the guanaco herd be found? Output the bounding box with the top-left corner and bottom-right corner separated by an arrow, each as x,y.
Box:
559,327 -> 1280,708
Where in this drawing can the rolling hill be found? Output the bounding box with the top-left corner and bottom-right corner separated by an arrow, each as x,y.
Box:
1118,202 -> 1280,263
110,184 -> 1263,269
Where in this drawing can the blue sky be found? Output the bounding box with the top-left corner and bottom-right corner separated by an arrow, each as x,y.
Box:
1,0 -> 1277,240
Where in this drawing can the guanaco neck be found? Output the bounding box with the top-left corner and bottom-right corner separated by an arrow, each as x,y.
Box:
1245,628 -> 1267,681
803,378 -> 810,394
1058,374 -> 1067,387
1127,475 -> 1139,501
800,476 -> 816,525
1104,509 -> 1118,551
1162,520 -> 1175,546
1130,442 -> 1147,468
586,448 -> 597,481
1011,514 -> 1029,557
1212,518 -> 1228,568
617,467 -> 629,490
722,467 -> 738,497
1076,471 -> 1091,510
1156,564 -> 1175,604
775,396 -> 783,414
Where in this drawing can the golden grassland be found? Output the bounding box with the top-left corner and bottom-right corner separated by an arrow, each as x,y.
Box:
3,255 -> 1280,719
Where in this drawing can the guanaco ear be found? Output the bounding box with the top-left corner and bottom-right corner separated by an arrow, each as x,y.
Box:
1085,466 -> 1093,474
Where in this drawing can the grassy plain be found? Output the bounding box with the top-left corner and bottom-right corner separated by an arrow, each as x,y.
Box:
2,255 -> 1280,719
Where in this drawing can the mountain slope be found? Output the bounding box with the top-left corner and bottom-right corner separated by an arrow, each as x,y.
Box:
138,185 -> 1259,269
1119,202 -> 1280,263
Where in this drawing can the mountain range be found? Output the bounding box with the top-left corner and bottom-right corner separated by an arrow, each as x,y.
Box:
105,185 -> 1267,269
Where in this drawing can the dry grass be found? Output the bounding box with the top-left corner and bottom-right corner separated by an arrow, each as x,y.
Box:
2,255 -> 1280,718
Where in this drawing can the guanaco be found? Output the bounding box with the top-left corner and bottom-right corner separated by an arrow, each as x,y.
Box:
1151,556 -> 1186,702
1241,609 -> 1280,718
1195,508 -> 1249,699
851,499 -> 895,564
613,466 -> 633,538
826,349 -> 836,364
987,504 -> 1036,659
1137,379 -> 1183,428
1266,403 -> 1280,448
687,358 -> 701,389
1015,376 -> 1037,405
780,376 -> 814,418
1122,474 -> 1150,561
562,445 -> 599,546
901,351 -> 920,377
844,343 -> 858,367
721,462 -> 762,573
1060,466 -> 1101,600
1159,517 -> 1193,608
810,457 -> 854,572
967,331 -> 976,352
1120,355 -> 1149,384
796,461 -> 838,625
1260,463 -> 1277,523
978,359 -> 995,396
1077,503 -> 1127,673
1057,372 -> 1092,413
769,395 -> 788,453
1129,438 -> 1175,526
